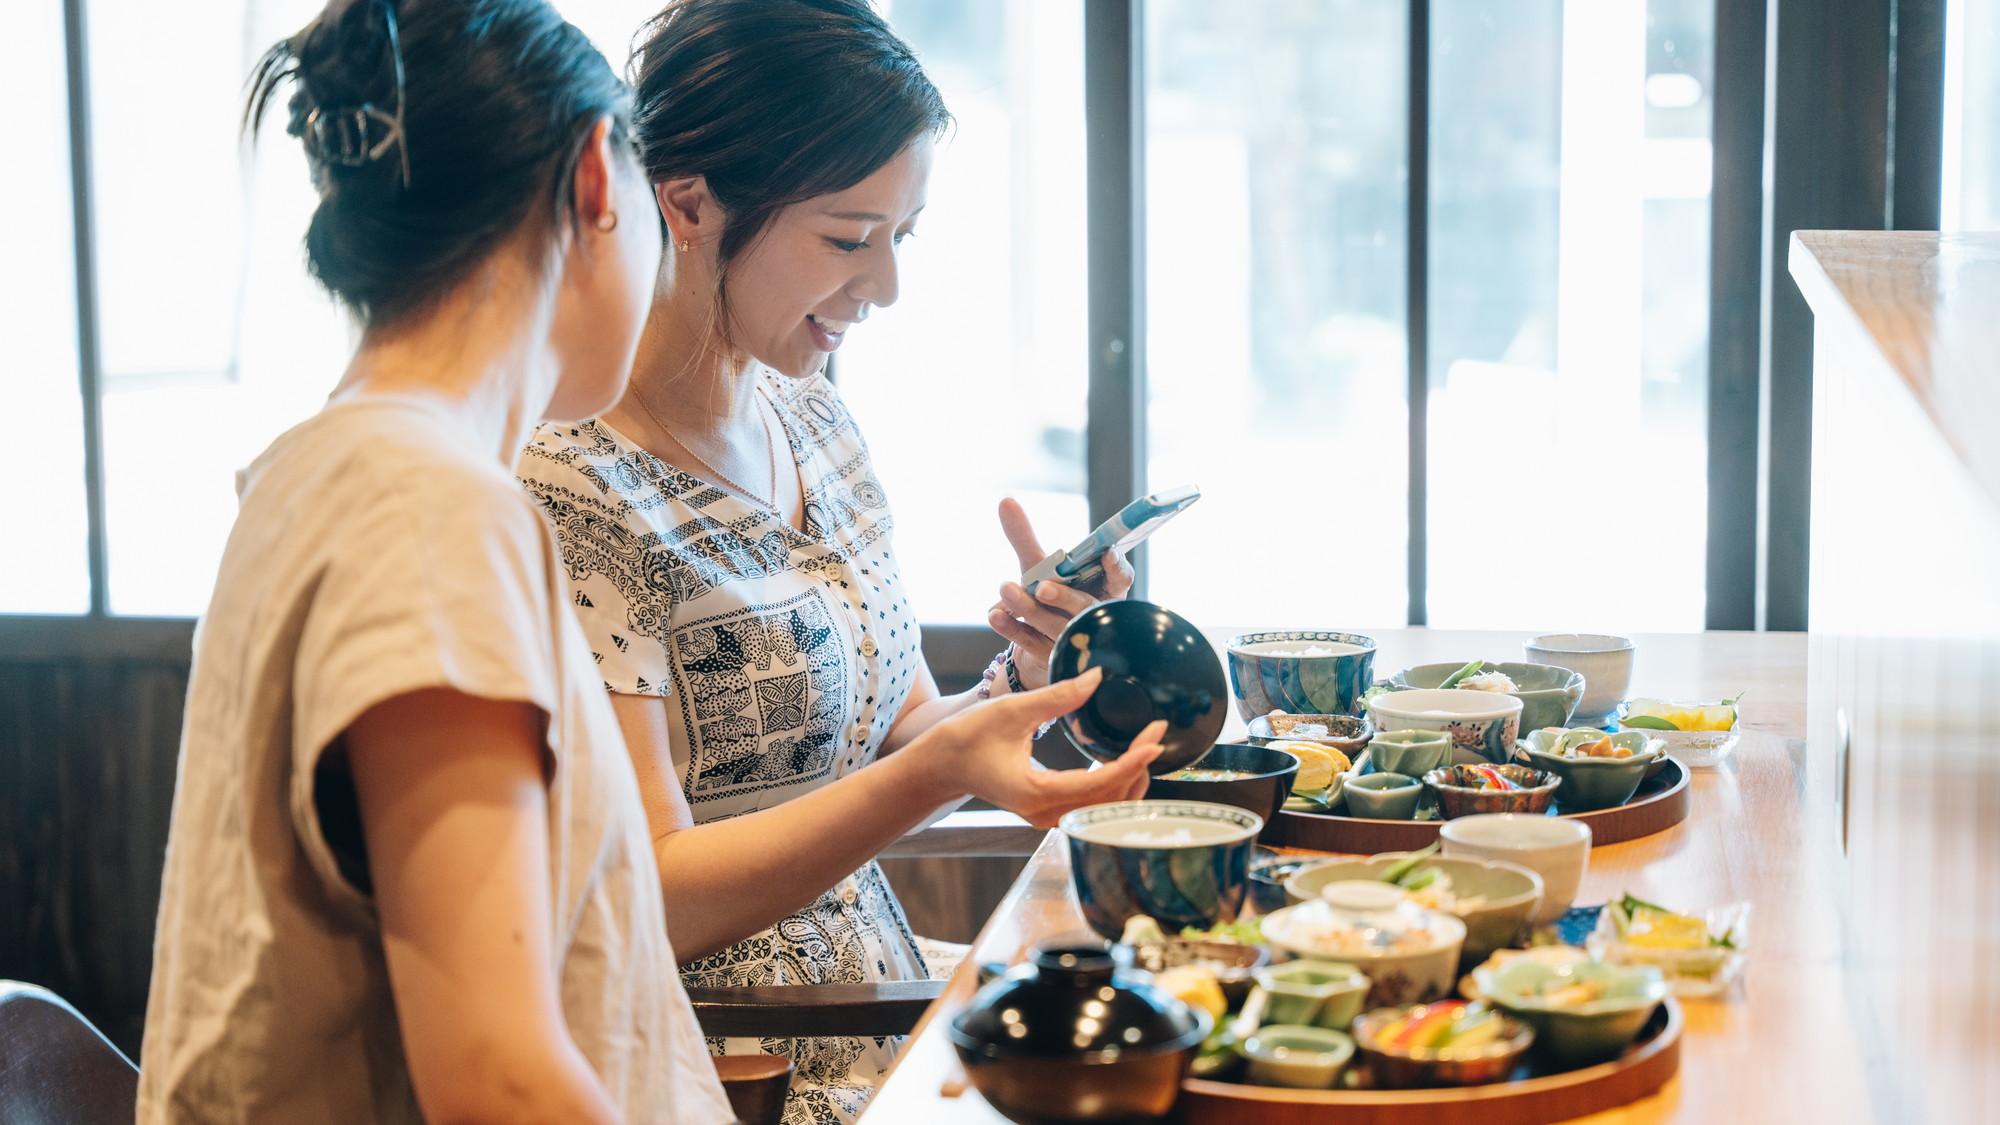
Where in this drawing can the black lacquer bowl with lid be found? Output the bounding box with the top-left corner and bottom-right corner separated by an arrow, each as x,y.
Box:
949,940 -> 1209,1124
1048,599 -> 1228,774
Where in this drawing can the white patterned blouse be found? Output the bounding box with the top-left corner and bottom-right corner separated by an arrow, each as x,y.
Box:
516,372 -> 930,1125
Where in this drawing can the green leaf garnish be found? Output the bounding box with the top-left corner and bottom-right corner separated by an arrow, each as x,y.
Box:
1618,714 -> 1681,731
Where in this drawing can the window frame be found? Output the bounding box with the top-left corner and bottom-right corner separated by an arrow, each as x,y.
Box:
15,0 -> 1951,678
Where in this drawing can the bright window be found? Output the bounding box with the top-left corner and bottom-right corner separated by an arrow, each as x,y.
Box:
1,0 -> 91,614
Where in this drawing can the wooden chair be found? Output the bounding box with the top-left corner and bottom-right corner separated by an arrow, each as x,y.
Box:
0,982 -> 139,1125
685,811 -> 1043,1040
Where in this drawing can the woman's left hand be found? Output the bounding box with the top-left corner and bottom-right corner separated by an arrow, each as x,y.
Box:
988,497 -> 1135,690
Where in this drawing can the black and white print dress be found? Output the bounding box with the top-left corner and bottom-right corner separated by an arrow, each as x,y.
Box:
517,372 -> 929,1125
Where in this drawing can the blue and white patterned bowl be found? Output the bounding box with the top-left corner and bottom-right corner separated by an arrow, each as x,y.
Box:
1060,800 -> 1262,940
1225,631 -> 1378,723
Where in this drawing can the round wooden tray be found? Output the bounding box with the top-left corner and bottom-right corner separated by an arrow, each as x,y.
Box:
1173,998 -> 1682,1125
1268,758 -> 1691,854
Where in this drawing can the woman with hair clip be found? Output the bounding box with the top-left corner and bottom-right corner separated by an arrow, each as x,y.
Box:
515,2 -> 1155,1122
139,1 -> 1147,1123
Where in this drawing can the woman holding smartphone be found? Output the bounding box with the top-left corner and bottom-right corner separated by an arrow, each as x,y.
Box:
515,2 -> 1157,1122
140,1 -> 1144,1123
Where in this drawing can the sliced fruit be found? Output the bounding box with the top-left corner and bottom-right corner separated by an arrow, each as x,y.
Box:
1153,965 -> 1228,1021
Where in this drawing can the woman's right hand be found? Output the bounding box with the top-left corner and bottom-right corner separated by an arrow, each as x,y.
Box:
921,667 -> 1165,828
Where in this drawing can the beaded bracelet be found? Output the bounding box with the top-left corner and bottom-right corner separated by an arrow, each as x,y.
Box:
974,648 -> 1011,701
973,646 -> 1057,740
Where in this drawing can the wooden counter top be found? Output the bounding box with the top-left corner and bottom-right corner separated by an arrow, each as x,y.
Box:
1789,230 -> 2000,507
864,629 -> 1871,1124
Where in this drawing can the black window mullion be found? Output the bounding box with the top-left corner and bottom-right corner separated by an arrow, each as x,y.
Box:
1889,0 -> 1945,231
1705,0 -> 1768,631
63,0 -> 109,617
1084,0 -> 1148,597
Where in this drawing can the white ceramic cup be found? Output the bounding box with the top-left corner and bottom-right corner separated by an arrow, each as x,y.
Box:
1439,813 -> 1591,925
1523,634 -> 1634,726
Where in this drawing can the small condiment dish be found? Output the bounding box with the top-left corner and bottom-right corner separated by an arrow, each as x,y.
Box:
1241,1024 -> 1356,1089
1473,959 -> 1668,1064
1351,1002 -> 1534,1088
1423,764 -> 1561,819
1520,730 -> 1661,811
1368,729 -> 1454,778
1343,772 -> 1425,820
1252,960 -> 1372,1030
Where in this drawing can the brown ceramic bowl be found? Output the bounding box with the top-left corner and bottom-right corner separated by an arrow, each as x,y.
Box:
1351,1002 -> 1535,1088
1423,764 -> 1561,819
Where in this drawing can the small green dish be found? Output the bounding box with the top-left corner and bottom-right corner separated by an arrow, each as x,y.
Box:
1369,729 -> 1454,778
1343,772 -> 1423,820
1253,960 -> 1371,1030
1473,959 -> 1668,1064
1521,730 -> 1660,811
1241,1025 -> 1356,1089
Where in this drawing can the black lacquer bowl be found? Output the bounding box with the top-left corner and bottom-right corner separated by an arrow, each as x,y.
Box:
950,940 -> 1208,1125
1049,600 -> 1228,773
1144,741 -> 1299,830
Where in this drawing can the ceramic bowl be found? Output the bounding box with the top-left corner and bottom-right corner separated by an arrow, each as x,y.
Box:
951,940 -> 1209,1123
1146,742 -> 1298,830
1522,735 -> 1661,812
1245,711 -> 1374,756
1342,772 -> 1424,820
1389,662 -> 1585,735
1368,729 -> 1454,779
1049,600 -> 1228,773
1252,960 -> 1373,1030
1283,853 -> 1544,972
1126,937 -> 1272,1009
1261,883 -> 1466,1008
1241,1025 -> 1356,1089
1423,764 -> 1561,819
1522,635 -> 1634,726
1225,632 -> 1378,722
1248,850 -> 1313,914
1613,701 -> 1740,768
1060,800 -> 1262,940
1367,689 -> 1523,766
1439,814 -> 1592,926
1351,1002 -> 1535,1088
1472,959 -> 1668,1064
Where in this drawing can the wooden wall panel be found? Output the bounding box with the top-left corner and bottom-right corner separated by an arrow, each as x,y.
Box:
0,655 -> 188,1056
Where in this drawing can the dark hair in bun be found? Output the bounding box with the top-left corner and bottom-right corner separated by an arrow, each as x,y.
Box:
630,0 -> 949,308
247,0 -> 633,325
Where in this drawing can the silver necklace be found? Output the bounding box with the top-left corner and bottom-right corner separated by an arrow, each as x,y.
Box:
631,383 -> 781,514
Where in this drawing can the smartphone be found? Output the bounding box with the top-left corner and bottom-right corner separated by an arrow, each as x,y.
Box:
1021,485 -> 1200,596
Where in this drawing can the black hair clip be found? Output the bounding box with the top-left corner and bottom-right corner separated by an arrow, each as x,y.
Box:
301,1 -> 411,186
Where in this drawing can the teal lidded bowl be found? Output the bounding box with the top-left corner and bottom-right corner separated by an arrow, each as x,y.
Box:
1390,662 -> 1585,734
1472,959 -> 1668,1064
1521,730 -> 1661,811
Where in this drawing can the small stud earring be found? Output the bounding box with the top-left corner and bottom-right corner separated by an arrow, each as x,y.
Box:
595,212 -> 618,232
677,238 -> 692,253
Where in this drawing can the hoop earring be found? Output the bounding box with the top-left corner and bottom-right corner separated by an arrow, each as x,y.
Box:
595,212 -> 618,233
